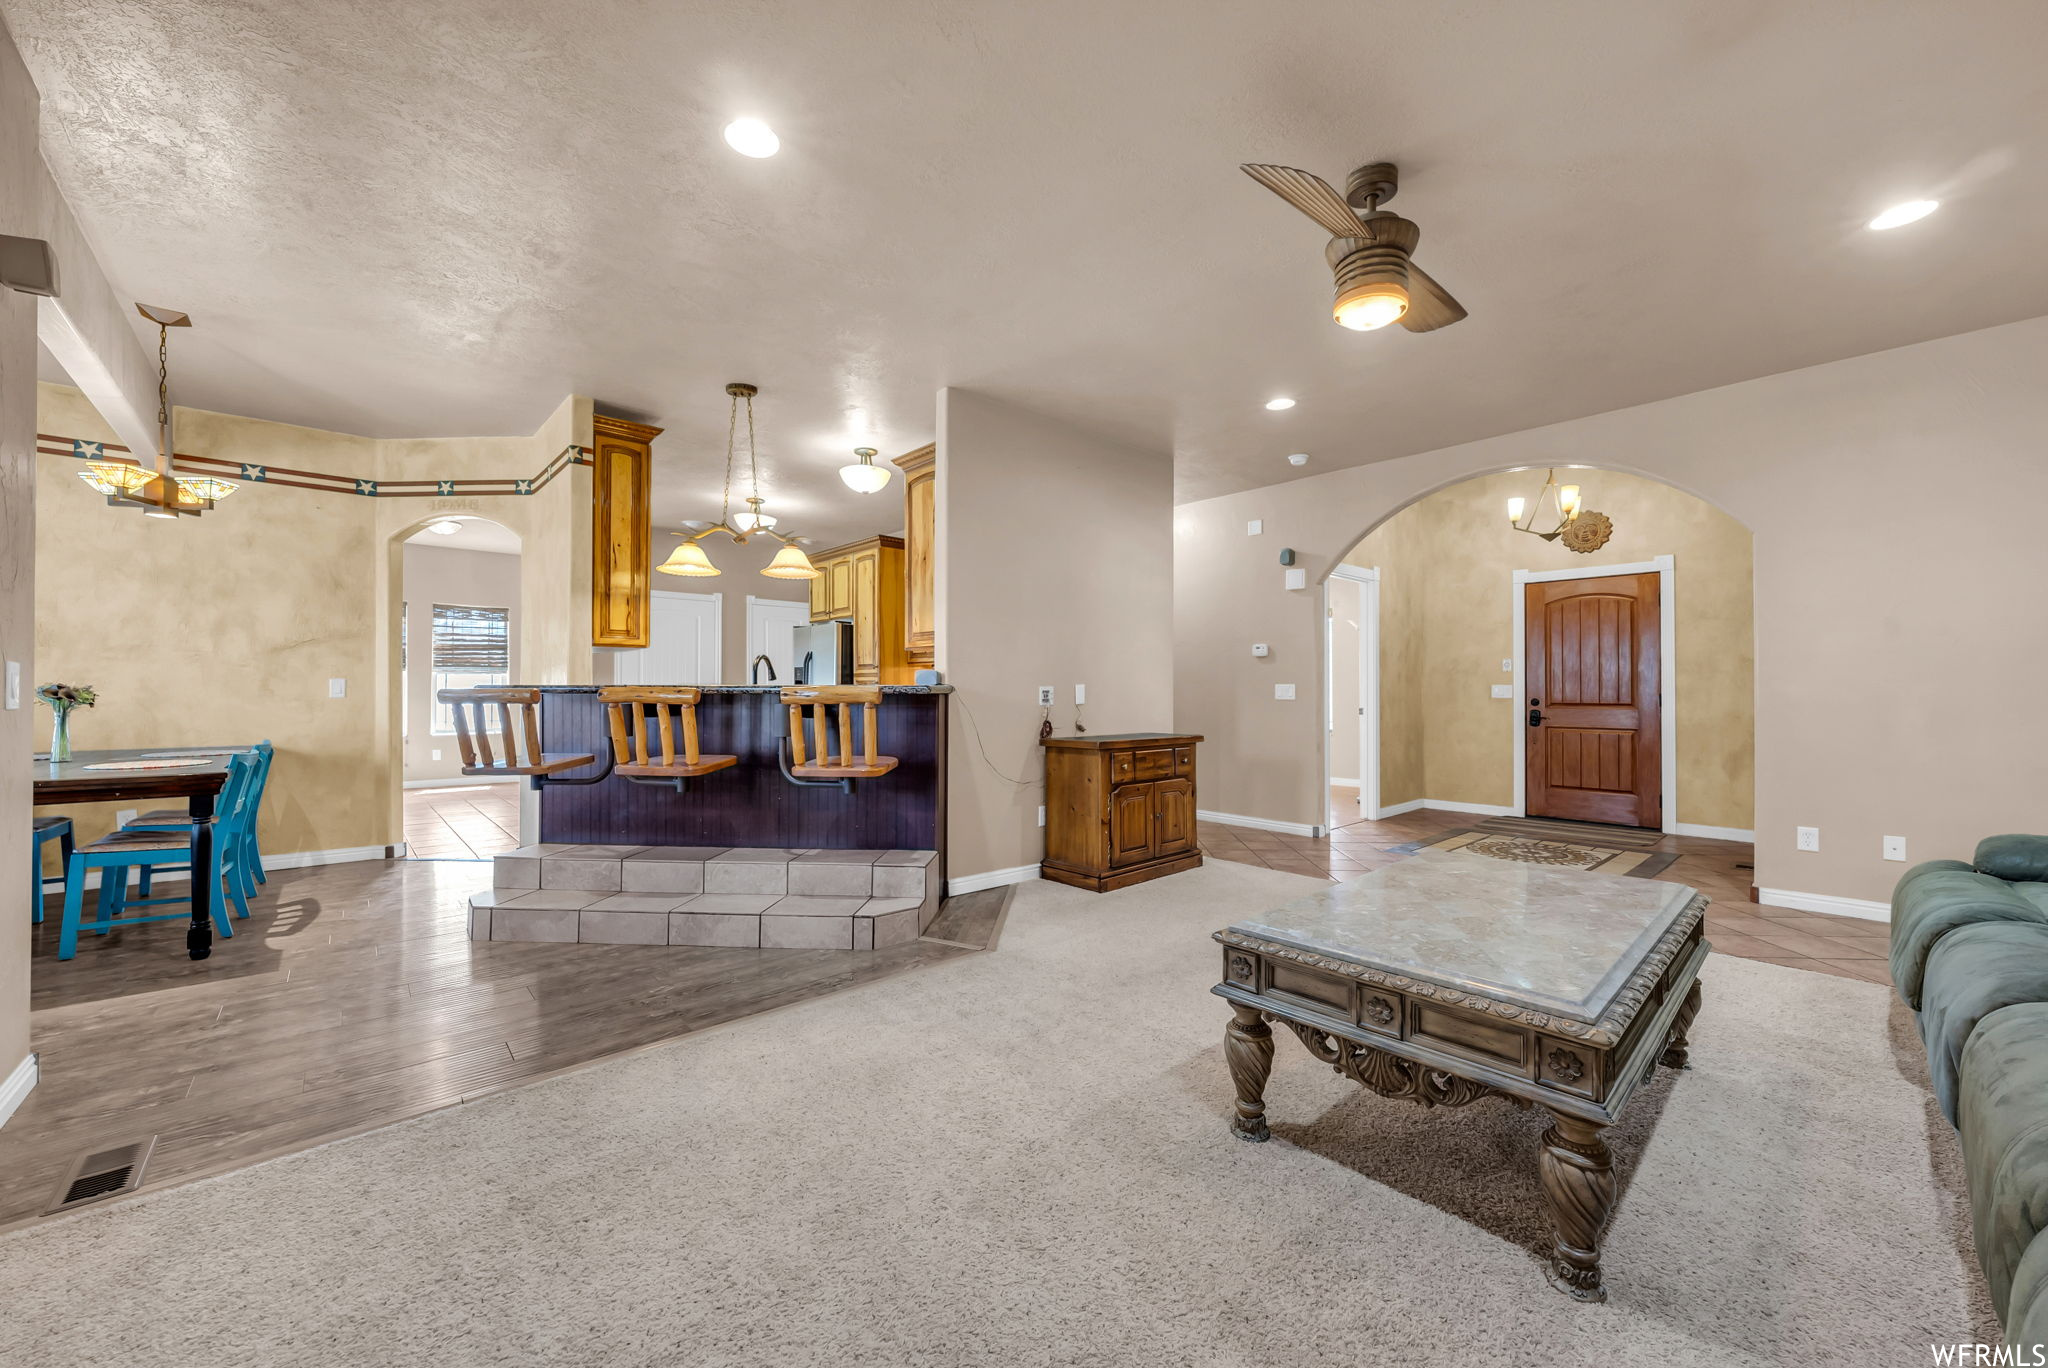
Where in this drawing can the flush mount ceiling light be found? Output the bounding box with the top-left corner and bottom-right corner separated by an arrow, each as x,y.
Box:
1264,397 -> 1296,411
1241,161 -> 1467,334
723,118 -> 779,158
91,305 -> 238,519
658,383 -> 820,582
427,519 -> 463,535
838,446 -> 891,494
1507,467 -> 1613,553
1868,199 -> 1939,231
1286,453 -> 1309,467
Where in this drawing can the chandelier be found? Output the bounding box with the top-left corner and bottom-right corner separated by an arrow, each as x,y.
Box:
1506,468 -> 1612,554
658,383 -> 820,580
80,305 -> 239,518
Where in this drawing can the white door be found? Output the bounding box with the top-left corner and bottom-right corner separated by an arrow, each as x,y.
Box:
746,596 -> 810,686
611,591 -> 721,685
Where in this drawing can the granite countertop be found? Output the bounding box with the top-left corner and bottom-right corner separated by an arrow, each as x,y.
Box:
537,684 -> 952,694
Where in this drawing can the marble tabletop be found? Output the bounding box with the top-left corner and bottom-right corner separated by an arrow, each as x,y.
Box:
1227,849 -> 1699,1024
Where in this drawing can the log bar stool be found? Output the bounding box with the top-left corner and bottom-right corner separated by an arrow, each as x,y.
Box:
439,687 -> 596,784
781,685 -> 900,788
598,687 -> 737,791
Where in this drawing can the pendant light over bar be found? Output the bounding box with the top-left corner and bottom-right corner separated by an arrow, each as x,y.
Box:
658,383 -> 821,581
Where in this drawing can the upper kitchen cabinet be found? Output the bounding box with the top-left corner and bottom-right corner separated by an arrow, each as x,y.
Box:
590,415 -> 662,647
806,534 -> 908,684
892,444 -> 935,669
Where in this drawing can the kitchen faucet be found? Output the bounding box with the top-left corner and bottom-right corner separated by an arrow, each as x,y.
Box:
751,654 -> 777,685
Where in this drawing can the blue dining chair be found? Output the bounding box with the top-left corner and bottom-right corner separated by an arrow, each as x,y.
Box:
128,741 -> 272,899
31,816 -> 73,925
57,752 -> 255,960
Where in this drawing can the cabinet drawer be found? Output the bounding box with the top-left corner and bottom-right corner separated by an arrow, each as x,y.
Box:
1109,752 -> 1135,785
1174,746 -> 1195,776
1133,748 -> 1175,780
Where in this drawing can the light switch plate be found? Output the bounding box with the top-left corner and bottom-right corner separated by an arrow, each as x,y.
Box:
3,660 -> 17,709
328,677 -> 347,699
431,748 -> 442,762
1073,684 -> 1086,705
1283,568 -> 1307,591
1246,519 -> 1263,536
1037,805 -> 1047,828
1490,684 -> 1513,699
1274,683 -> 1296,700
1796,826 -> 1820,852
1883,835 -> 1907,862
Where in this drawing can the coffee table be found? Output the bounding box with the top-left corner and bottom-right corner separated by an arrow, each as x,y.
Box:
1212,848 -> 1707,1301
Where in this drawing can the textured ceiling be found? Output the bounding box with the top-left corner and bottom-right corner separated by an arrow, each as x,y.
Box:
10,0 -> 2048,545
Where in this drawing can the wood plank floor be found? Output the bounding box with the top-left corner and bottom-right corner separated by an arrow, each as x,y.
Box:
6,860 -> 1001,1231
1201,790 -> 1894,985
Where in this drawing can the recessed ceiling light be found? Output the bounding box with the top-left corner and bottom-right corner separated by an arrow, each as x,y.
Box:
427,519 -> 463,535
1868,199 -> 1938,231
1264,397 -> 1295,411
723,118 -> 780,158
1286,453 -> 1309,466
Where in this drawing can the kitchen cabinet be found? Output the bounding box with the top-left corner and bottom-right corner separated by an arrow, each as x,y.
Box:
589,415 -> 662,647
1040,733 -> 1204,892
891,444 -> 936,668
806,534 -> 908,684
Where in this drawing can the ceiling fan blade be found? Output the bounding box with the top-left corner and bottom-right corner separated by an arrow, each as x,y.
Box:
1240,164 -> 1365,239
1401,263 -> 1467,332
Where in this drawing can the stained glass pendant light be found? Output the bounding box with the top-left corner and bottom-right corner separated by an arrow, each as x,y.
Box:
89,305 -> 239,517
657,383 -> 820,580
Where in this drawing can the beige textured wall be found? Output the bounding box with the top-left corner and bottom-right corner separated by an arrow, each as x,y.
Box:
1175,314 -> 2048,905
938,389 -> 1175,880
36,384 -> 593,858
1,21 -> 41,1078
1343,468 -> 1754,830
401,544 -> 522,781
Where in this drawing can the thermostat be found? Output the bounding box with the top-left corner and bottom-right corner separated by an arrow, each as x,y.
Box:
1252,643 -> 1269,658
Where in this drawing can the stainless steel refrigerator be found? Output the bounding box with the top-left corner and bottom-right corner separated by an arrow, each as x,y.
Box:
792,620 -> 853,686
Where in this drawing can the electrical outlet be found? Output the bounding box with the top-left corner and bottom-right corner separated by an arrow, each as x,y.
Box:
1501,659 -> 1514,673
1883,835 -> 1907,862
1073,684 -> 1086,705
1274,683 -> 1296,700
1490,684 -> 1513,699
116,809 -> 137,827
1796,826 -> 1820,852
328,677 -> 347,699
1037,805 -> 1047,827
1036,686 -> 1054,707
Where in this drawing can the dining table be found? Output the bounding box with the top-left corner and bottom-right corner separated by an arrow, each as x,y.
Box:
30,746 -> 246,960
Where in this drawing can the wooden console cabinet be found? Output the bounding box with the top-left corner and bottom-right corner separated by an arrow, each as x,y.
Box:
1040,733 -> 1204,892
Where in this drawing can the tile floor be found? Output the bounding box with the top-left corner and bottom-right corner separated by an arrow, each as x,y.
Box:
402,783 -> 522,860
1197,787 -> 1894,986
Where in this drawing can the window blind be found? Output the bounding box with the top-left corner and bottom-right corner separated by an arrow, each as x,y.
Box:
431,603 -> 509,672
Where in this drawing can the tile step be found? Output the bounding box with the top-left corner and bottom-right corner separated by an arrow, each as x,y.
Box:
491,844 -> 938,901
469,890 -> 937,952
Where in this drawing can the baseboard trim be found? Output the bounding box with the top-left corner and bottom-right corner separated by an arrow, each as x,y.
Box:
1372,799 -> 1424,819
402,776 -> 521,790
946,864 -> 1040,896
40,843 -> 401,892
1669,822 -> 1756,844
1198,810 -> 1327,838
1422,799 -> 1517,817
1329,777 -> 1360,789
1756,887 -> 1891,923
0,1054 -> 37,1132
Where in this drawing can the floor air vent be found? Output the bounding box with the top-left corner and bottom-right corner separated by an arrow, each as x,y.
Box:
48,1136 -> 155,1213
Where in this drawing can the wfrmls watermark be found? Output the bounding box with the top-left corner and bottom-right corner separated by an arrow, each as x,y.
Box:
1930,1346 -> 2047,1366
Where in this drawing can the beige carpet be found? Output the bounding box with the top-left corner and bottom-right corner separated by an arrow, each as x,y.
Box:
0,860 -> 1994,1366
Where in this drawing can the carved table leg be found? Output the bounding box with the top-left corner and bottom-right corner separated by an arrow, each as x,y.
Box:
1661,981 -> 1702,1070
1539,1113 -> 1615,1302
1223,1004 -> 1274,1142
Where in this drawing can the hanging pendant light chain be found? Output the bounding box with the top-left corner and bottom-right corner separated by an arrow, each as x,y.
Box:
156,322 -> 171,468
745,391 -> 760,506
718,389 -> 739,528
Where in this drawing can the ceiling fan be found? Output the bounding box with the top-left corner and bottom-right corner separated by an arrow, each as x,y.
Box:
1240,161 -> 1466,333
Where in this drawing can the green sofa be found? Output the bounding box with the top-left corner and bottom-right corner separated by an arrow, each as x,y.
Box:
1893,835 -> 2048,1353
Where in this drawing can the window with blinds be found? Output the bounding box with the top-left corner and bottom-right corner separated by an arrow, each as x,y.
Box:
430,603 -> 511,733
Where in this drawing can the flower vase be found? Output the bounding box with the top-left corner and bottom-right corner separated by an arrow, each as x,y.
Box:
49,706 -> 73,763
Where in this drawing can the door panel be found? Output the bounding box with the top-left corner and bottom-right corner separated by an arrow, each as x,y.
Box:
1525,573 -> 1660,827
1109,783 -> 1157,867
611,591 -> 719,686
1154,779 -> 1195,857
851,549 -> 881,683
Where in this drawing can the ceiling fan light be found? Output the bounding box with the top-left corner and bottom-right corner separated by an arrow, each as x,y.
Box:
761,545 -> 821,579
657,541 -> 721,577
839,447 -> 892,494
1334,282 -> 1408,331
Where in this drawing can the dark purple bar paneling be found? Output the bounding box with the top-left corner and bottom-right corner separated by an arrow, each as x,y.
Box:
537,689 -> 947,860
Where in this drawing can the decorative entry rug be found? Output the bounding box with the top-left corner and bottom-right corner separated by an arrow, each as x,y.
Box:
1412,829 -> 1679,878
1471,815 -> 1667,849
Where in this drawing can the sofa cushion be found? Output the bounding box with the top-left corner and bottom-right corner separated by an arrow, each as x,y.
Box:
1919,922 -> 2048,1125
2017,884 -> 2048,920
1891,861 -> 2048,1010
1978,835 -> 2048,885
2010,1230 -> 2048,1356
1960,1002 -> 2048,1323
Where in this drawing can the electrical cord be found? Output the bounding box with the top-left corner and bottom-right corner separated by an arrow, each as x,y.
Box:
951,690 -> 1042,789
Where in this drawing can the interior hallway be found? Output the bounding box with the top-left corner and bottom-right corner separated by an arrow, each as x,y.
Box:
1198,790 -> 1892,985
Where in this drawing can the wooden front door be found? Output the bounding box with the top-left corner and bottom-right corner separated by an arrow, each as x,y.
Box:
1524,572 -> 1661,828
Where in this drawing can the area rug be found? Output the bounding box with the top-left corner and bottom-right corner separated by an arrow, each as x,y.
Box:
1474,814 -> 1668,849
0,861 -> 1990,1366
1407,828 -> 1679,877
